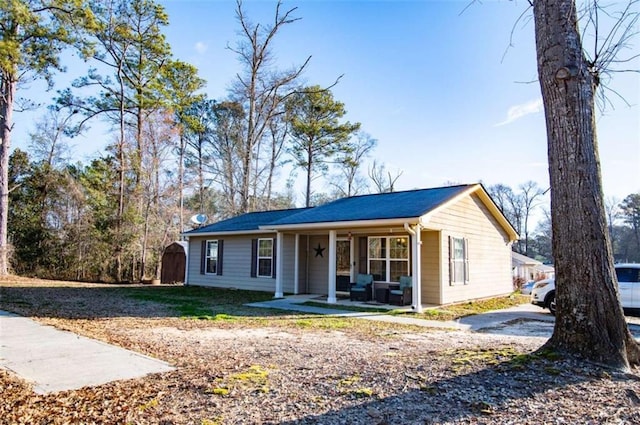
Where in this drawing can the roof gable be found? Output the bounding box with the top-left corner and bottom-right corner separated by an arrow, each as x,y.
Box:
512,251 -> 542,266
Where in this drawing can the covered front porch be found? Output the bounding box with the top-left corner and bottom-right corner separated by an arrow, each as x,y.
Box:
270,222 -> 438,314
277,293 -> 434,312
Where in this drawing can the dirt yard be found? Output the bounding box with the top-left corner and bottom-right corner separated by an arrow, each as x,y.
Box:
1,277 -> 639,424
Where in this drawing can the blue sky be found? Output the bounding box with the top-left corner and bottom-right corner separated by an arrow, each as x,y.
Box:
12,0 -> 640,205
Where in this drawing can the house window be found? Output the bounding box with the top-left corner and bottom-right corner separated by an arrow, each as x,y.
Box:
368,236 -> 409,281
257,238 -> 273,277
449,236 -> 469,284
205,240 -> 218,274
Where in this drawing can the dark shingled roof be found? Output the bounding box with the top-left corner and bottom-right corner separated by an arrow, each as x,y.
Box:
186,208 -> 308,234
267,184 -> 473,226
185,185 -> 477,234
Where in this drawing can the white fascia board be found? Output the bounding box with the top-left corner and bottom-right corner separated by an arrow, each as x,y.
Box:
260,217 -> 421,232
420,184 -> 481,223
181,229 -> 276,238
420,184 -> 519,242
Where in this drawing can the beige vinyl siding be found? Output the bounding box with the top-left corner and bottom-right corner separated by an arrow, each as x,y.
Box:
296,235 -> 309,293
281,234 -> 296,293
185,189 -> 513,305
187,234 -> 277,292
307,235 -> 329,294
427,193 -> 513,304
419,230 -> 441,304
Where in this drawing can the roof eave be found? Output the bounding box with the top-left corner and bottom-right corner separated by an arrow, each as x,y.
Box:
420,184 -> 519,242
181,229 -> 277,238
260,217 -> 421,231
473,186 -> 520,242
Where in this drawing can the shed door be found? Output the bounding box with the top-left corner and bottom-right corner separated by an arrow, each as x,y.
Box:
161,249 -> 186,283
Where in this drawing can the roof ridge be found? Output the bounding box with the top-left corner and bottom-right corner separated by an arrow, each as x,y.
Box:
333,183 -> 478,201
241,207 -> 310,215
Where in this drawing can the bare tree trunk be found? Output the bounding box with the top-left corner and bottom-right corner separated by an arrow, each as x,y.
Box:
134,104 -> 145,282
265,121 -> 283,209
178,135 -> 185,233
305,144 -> 313,208
197,139 -> 206,212
231,1 -> 309,213
115,73 -> 127,283
533,0 -> 640,369
240,70 -> 257,213
141,197 -> 151,280
0,74 -> 15,276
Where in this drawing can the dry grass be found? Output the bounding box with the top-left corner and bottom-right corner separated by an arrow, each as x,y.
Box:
411,294 -> 531,321
1,277 -> 639,425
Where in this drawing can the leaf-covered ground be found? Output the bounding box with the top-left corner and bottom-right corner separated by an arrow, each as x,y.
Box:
1,278 -> 639,424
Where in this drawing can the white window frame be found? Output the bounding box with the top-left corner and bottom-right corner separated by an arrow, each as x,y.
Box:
205,240 -> 218,275
257,238 -> 273,278
449,236 -> 469,285
367,236 -> 410,282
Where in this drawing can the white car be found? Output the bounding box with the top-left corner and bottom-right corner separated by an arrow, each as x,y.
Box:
531,263 -> 640,315
520,280 -> 535,295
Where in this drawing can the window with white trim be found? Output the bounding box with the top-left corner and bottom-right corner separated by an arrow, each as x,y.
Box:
257,238 -> 273,277
449,236 -> 469,284
205,240 -> 218,274
368,236 -> 409,281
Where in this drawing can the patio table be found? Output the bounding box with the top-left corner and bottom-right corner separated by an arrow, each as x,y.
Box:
375,287 -> 389,303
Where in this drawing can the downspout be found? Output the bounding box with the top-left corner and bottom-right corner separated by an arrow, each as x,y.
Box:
404,223 -> 423,313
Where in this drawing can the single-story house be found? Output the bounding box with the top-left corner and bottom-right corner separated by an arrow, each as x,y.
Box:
183,184 -> 518,312
512,251 -> 555,281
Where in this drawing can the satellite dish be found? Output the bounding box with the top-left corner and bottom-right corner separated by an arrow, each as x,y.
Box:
189,214 -> 208,226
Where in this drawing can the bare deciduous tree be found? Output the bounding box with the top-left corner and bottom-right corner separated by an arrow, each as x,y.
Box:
229,0 -> 309,213
604,196 -> 621,255
518,181 -> 546,255
331,131 -> 376,198
138,110 -> 179,280
368,160 -> 403,193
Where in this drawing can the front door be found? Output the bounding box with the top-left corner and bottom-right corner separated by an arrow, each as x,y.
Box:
336,239 -> 352,292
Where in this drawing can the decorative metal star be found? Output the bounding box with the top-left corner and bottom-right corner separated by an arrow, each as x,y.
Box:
314,243 -> 325,258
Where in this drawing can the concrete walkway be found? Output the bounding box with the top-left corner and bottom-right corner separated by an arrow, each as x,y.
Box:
0,311 -> 174,394
247,295 -> 640,336
246,295 -> 553,330
247,296 -> 466,329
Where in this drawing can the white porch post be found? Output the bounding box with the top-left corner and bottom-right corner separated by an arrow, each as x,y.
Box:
294,234 -> 300,294
328,230 -> 337,303
413,225 -> 423,313
275,232 -> 284,298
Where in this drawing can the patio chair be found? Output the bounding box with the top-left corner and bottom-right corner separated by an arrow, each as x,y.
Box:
349,274 -> 374,301
389,275 -> 412,306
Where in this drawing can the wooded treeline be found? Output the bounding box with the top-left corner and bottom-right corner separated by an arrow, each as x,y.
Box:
1,0 -> 397,282
487,183 -> 639,265
3,1 -> 638,284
